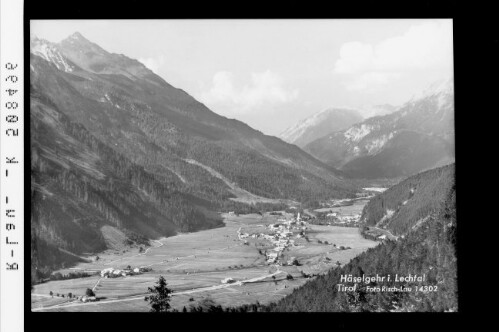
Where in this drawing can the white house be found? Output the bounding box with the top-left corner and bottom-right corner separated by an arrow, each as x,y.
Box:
100,267 -> 114,277
221,277 -> 235,284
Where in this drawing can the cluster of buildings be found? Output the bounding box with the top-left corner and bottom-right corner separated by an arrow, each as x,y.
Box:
336,214 -> 361,224
100,266 -> 150,278
237,228 -> 249,240
262,215 -> 308,264
235,212 -> 310,265
322,211 -> 362,225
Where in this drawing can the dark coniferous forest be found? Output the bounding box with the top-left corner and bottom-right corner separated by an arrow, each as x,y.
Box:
266,187 -> 456,312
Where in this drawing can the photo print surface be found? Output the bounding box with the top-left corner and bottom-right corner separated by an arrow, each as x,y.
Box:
30,19 -> 456,312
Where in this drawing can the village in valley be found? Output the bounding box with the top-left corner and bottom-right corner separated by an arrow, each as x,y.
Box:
32,189 -> 386,311
236,211 -> 349,266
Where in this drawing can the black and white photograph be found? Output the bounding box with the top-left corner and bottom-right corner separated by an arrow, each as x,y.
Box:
28,18 -> 457,314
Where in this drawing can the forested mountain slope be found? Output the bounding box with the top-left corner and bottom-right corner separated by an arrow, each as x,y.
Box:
360,164 -> 455,235
31,87 -> 222,278
30,33 -> 357,278
31,33 -> 355,202
263,164 -> 457,312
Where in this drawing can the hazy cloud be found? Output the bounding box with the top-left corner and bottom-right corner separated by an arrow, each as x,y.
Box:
334,21 -> 453,91
345,72 -> 402,92
138,55 -> 166,74
199,70 -> 298,114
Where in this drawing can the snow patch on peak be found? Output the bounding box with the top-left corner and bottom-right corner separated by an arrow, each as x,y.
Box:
279,107 -> 362,143
31,39 -> 74,73
365,134 -> 391,154
344,124 -> 373,143
411,78 -> 454,101
358,104 -> 399,119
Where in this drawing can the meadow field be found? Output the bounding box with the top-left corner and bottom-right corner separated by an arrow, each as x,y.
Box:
32,211 -> 377,312
314,198 -> 370,215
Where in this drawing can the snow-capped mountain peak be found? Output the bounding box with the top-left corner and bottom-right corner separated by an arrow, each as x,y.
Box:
67,31 -> 86,40
279,107 -> 363,147
410,77 -> 454,101
303,77 -> 455,179
281,107 -> 358,139
30,37 -> 74,73
357,104 -> 399,119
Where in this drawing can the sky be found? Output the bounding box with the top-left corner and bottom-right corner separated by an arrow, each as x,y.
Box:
31,19 -> 454,136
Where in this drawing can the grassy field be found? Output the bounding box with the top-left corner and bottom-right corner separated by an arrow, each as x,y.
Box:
32,211 -> 377,312
314,198 -> 370,215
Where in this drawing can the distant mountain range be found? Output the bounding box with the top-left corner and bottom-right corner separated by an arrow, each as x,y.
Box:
278,104 -> 399,148
279,108 -> 364,148
30,33 -> 357,276
358,103 -> 399,118
304,78 -> 455,179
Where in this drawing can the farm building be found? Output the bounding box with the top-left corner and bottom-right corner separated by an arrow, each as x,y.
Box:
266,252 -> 278,263
81,296 -> 97,303
100,268 -> 114,277
221,277 -> 235,284
100,267 -> 142,278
